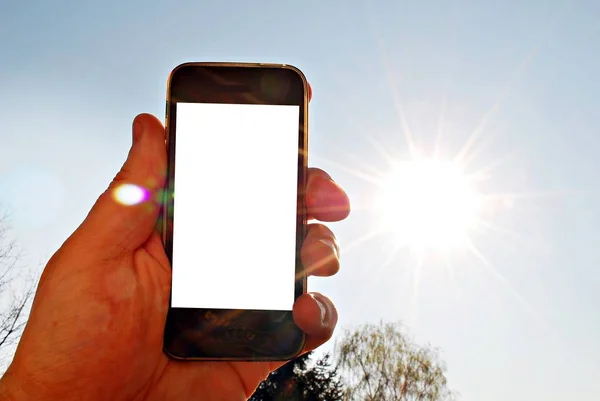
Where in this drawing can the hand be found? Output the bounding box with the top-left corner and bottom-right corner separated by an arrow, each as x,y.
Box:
0,104 -> 350,399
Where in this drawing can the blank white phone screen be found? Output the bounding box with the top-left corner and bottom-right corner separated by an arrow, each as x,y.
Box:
171,102 -> 300,311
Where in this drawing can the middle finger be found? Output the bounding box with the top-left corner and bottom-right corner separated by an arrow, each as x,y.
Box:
301,223 -> 340,277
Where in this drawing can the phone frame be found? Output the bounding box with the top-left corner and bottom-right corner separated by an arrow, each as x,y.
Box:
162,62 -> 308,361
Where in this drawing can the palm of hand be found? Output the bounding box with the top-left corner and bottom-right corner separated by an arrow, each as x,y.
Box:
11,233 -> 282,401
4,113 -> 349,401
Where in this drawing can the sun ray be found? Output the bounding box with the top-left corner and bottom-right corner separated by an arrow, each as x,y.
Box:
441,250 -> 468,320
442,251 -> 466,315
370,243 -> 404,289
453,0 -> 573,170
341,228 -> 384,255
367,3 -> 418,159
434,7 -> 458,161
465,238 -> 537,316
316,150 -> 383,177
365,135 -> 399,167
468,238 -> 562,338
408,248 -> 425,327
465,149 -> 521,182
457,131 -> 501,171
381,242 -> 403,270
482,188 -> 598,201
474,218 -> 553,255
312,154 -> 384,187
358,242 -> 405,308
453,49 -> 538,166
434,93 -> 448,160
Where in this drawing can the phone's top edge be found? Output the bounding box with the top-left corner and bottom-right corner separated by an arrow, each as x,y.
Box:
166,62 -> 308,101
170,61 -> 298,68
167,62 -> 305,79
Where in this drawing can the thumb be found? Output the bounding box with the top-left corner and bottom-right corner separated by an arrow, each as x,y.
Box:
75,113 -> 167,258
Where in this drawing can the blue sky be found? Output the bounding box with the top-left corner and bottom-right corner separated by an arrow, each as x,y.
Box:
2,0 -> 600,399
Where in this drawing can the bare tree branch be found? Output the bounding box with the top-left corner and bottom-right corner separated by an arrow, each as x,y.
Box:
0,214 -> 36,372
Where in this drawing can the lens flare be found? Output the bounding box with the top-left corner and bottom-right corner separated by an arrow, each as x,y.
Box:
113,184 -> 149,206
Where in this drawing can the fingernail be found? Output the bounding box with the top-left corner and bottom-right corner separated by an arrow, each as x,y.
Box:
319,238 -> 340,259
313,295 -> 327,324
133,118 -> 144,143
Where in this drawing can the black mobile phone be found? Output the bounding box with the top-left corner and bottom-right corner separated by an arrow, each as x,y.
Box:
162,62 -> 308,361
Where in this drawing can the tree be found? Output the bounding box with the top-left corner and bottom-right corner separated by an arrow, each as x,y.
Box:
250,351 -> 344,400
336,322 -> 455,401
0,216 -> 34,371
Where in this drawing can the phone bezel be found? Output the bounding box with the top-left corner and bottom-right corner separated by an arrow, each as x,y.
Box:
162,62 -> 308,361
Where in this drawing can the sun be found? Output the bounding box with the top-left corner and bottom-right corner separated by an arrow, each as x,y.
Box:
374,158 -> 483,250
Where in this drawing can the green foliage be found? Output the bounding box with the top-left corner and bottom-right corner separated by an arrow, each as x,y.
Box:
250,351 -> 344,401
336,322 -> 455,401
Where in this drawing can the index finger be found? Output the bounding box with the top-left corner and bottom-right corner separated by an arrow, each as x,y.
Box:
306,168 -> 351,222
